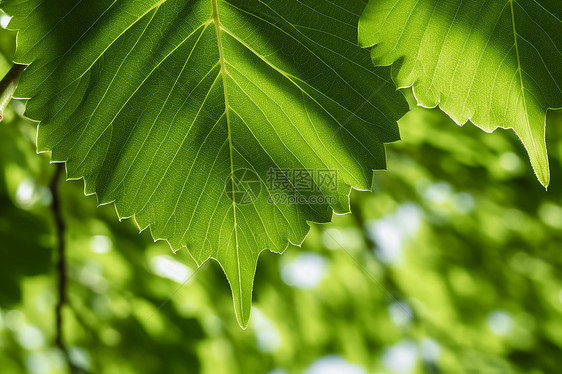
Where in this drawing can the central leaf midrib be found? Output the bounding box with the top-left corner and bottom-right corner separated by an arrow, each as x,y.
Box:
211,0 -> 244,322
509,0 -> 537,154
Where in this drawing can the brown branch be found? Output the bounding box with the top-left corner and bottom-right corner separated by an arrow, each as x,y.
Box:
50,163 -> 83,374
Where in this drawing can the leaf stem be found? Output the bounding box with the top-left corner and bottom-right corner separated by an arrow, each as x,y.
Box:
0,63 -> 25,121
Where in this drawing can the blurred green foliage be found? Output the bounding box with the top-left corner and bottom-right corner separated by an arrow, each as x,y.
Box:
0,17 -> 561,374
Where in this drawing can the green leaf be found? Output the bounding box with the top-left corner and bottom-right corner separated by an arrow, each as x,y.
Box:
359,0 -> 562,186
2,0 -> 407,327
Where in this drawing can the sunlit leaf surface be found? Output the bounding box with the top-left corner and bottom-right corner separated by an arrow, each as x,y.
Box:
1,0 -> 407,326
359,0 -> 562,186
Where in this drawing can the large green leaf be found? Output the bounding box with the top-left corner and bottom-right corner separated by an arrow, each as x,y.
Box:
2,0 -> 407,326
359,0 -> 562,186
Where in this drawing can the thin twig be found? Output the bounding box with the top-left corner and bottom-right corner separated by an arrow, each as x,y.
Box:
50,163 -> 81,374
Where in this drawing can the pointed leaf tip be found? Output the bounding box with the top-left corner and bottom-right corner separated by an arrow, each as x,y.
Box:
216,245 -> 259,328
530,154 -> 550,189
